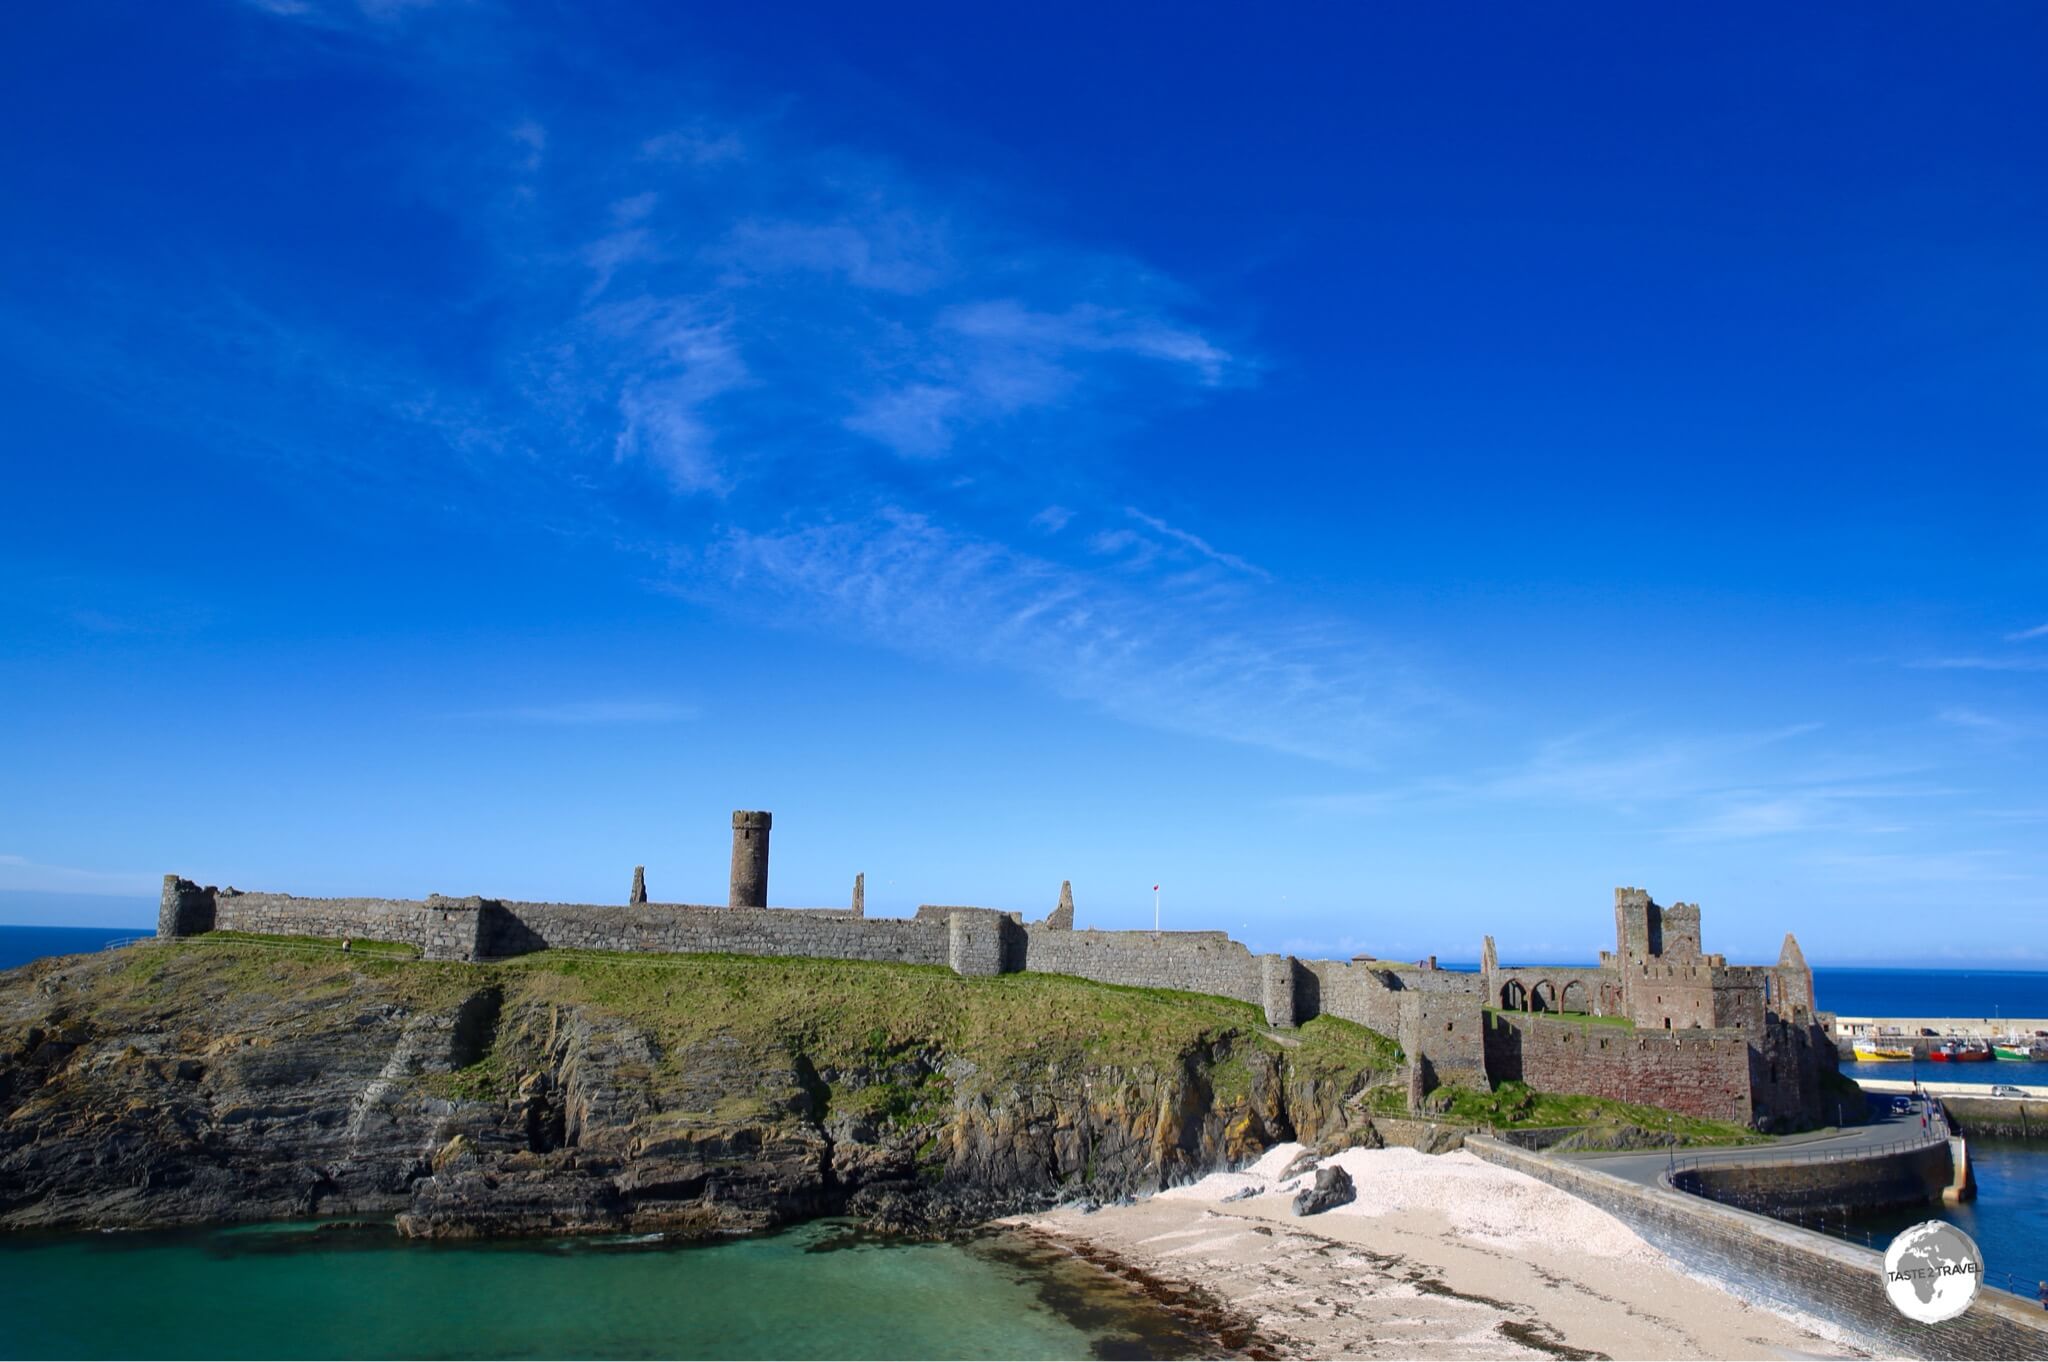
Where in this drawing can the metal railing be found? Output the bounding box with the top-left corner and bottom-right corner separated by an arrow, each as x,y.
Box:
1666,1111 -> 1951,1178
100,935 -> 154,951
1652,1109 -> 2044,1300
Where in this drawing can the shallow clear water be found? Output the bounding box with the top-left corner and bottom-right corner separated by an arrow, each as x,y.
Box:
0,1220 -> 1211,1361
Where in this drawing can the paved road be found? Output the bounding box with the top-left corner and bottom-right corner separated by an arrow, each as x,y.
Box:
1857,1076 -> 2047,1099
1558,1110 -> 1946,1188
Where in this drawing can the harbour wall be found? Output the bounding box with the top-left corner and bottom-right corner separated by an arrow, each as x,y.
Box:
1468,1136 -> 2048,1361
1834,1016 -> 2048,1061
1932,1095 -> 2048,1143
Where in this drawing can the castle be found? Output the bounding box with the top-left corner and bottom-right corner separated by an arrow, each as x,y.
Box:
1480,890 -> 1840,1130
158,811 -> 1839,1129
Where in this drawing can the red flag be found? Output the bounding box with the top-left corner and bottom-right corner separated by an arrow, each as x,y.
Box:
1152,884 -> 1159,891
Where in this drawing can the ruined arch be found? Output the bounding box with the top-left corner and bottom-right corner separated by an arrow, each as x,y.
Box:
1530,980 -> 1557,1013
1500,979 -> 1527,1010
1560,980 -> 1588,1014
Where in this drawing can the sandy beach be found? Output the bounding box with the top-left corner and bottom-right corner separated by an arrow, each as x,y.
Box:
1008,1144 -> 1867,1360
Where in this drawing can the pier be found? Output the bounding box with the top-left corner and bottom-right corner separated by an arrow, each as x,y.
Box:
1833,1014 -> 2048,1061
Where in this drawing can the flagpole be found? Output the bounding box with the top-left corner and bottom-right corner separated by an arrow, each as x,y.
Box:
1154,884 -> 1160,934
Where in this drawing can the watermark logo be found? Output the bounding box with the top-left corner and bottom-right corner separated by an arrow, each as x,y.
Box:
1882,1220 -> 1982,1324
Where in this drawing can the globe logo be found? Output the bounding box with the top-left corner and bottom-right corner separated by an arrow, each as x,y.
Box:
1883,1220 -> 1983,1324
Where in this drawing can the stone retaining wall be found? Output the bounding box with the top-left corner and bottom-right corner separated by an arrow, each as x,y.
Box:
1468,1137 -> 2048,1360
1935,1095 -> 2048,1142
1675,1142 -> 1955,1216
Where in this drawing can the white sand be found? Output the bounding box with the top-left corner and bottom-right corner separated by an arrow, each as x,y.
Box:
1161,1144 -> 1661,1261
1013,1143 -> 1865,1360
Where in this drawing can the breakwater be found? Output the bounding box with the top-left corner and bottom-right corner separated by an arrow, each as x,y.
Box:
1468,1137 -> 2048,1360
1833,1015 -> 2048,1061
1668,1136 -> 1959,1218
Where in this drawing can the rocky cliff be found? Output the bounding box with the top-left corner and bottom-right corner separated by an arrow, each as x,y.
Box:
0,940 -> 1404,1237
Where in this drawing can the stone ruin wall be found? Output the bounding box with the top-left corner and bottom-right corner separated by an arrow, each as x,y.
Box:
1016,925 -> 1267,1010
1483,1012 -> 1754,1125
209,889 -> 450,952
158,875 -> 1494,1082
490,900 -> 945,967
1486,964 -> 1611,1016
160,867 -> 1820,1126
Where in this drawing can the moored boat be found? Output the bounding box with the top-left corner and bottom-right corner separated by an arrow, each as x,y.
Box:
1854,1040 -> 1914,1061
1931,1040 -> 1994,1062
1993,1043 -> 2036,1061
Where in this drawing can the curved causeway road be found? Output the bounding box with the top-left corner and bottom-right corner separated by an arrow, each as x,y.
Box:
1555,1110 -> 1943,1189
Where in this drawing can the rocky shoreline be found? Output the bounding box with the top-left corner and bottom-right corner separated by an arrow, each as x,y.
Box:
0,941 -> 1404,1239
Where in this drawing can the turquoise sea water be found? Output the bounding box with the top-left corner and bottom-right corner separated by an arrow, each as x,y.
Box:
6,930 -> 2048,1345
0,1220 -> 1211,1360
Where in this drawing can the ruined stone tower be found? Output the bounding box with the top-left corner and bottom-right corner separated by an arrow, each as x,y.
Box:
729,810 -> 771,908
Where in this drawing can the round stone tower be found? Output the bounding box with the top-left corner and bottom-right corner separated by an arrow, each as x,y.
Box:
729,810 -> 772,908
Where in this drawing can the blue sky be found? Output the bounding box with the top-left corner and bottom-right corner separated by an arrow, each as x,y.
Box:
2,3 -> 2043,966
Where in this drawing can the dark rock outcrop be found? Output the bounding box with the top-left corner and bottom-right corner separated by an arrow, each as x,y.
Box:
1291,1165 -> 1355,1216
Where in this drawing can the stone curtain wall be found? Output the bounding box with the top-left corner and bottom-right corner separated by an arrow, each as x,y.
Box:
1300,961 -> 1403,1035
1485,1012 -> 1753,1124
212,892 -> 452,954
167,890 -> 1288,1010
162,880 -> 1741,1109
499,902 -> 951,968
1467,1137 -> 2048,1361
1015,926 -> 1268,1010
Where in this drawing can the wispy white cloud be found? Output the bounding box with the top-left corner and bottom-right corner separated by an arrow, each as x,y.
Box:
457,700 -> 697,725
238,0 -> 436,28
1125,507 -> 1271,581
1908,655 -> 2048,672
690,507 -> 1433,764
86,20 -> 1404,770
2005,622 -> 2048,641
1283,723 -> 1959,848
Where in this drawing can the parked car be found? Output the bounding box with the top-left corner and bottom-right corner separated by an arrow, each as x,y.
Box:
1990,1084 -> 2027,1098
1890,1095 -> 1922,1113
1919,1027 -> 1940,1036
